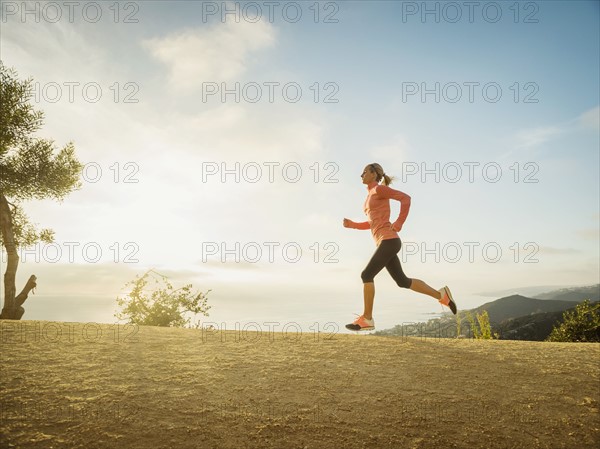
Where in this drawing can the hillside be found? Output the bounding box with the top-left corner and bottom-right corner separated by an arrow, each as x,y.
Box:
374,291 -> 598,341
495,300 -> 600,341
1,320 -> 599,449
471,294 -> 578,323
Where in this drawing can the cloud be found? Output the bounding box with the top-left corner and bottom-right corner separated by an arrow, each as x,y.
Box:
498,105 -> 598,161
195,259 -> 260,270
576,228 -> 600,241
143,19 -> 276,92
156,102 -> 325,162
514,126 -> 563,150
577,106 -> 600,130
512,106 -> 599,151
1,19 -> 105,82
536,246 -> 580,255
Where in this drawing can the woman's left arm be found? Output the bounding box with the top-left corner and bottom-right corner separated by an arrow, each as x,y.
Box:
376,185 -> 411,231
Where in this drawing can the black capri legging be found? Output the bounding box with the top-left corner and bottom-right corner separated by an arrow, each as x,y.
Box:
361,238 -> 413,288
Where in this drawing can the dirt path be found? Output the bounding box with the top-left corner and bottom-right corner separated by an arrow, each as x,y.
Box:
1,320 -> 598,448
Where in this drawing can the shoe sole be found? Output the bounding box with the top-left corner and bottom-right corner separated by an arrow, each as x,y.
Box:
345,324 -> 375,331
444,286 -> 457,315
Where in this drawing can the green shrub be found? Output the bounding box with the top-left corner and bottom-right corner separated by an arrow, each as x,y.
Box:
546,299 -> 600,342
465,310 -> 498,339
115,269 -> 211,327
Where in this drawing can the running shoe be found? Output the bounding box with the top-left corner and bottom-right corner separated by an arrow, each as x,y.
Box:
345,314 -> 375,331
438,286 -> 457,315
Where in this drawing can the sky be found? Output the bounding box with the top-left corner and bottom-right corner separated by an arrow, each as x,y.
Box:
0,0 -> 599,334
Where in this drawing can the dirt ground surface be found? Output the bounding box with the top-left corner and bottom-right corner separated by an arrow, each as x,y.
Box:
0,319 -> 599,449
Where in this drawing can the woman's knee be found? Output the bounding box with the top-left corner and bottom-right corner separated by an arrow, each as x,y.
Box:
396,277 -> 412,289
361,270 -> 374,283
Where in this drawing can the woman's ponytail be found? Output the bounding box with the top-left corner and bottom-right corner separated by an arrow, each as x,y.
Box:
370,163 -> 395,186
382,173 -> 395,186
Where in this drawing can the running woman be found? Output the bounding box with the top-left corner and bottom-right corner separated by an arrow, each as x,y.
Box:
343,163 -> 457,331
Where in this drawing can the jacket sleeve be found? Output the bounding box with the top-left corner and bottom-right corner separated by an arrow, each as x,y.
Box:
347,220 -> 371,230
376,185 -> 411,229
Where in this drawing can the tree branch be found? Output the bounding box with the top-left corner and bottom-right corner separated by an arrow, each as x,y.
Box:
15,274 -> 36,308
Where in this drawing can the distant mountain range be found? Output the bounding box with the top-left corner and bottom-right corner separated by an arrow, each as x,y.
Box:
532,284 -> 600,302
375,283 -> 600,341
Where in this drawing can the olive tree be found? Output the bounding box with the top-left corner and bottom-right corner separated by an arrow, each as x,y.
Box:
0,61 -> 83,319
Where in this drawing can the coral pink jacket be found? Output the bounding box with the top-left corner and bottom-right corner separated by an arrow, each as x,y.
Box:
347,181 -> 411,246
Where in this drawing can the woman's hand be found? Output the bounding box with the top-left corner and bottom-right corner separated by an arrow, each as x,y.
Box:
390,223 -> 402,232
343,218 -> 353,228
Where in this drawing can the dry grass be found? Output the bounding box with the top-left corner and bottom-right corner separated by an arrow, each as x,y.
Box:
1,320 -> 599,449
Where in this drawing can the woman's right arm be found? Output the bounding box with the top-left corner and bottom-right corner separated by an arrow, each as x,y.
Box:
343,218 -> 370,230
